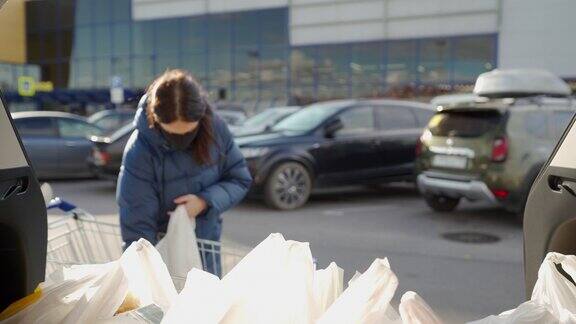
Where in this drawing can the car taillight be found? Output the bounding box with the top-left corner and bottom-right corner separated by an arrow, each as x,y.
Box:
491,189 -> 510,200
415,137 -> 423,157
491,136 -> 508,162
93,148 -> 110,166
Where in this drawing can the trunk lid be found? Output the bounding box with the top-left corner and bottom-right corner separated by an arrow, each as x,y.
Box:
422,108 -> 506,177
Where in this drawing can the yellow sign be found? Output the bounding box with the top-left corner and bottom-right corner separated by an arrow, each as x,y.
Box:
17,77 -> 54,97
17,76 -> 35,96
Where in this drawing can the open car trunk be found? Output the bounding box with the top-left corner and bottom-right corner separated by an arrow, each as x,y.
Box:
0,91 -> 47,310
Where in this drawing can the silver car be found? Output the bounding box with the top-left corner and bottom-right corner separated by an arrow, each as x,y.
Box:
12,111 -> 104,179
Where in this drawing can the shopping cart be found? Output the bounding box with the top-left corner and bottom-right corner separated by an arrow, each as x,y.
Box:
45,197 -> 246,286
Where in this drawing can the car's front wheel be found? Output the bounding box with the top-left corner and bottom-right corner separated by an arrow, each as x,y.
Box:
424,194 -> 460,212
264,162 -> 312,210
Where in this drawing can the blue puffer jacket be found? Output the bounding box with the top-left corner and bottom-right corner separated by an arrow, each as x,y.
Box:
116,96 -> 252,247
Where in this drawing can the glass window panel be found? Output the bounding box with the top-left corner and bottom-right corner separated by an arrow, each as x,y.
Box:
208,14 -> 232,52
351,43 -> 383,87
181,53 -> 207,81
318,84 -> 349,101
376,106 -> 417,130
156,55 -> 180,74
75,59 -> 93,88
261,86 -> 287,103
553,111 -> 576,138
260,8 -> 288,46
132,21 -> 155,56
112,0 -> 131,22
75,0 -> 92,26
234,50 -> 259,88
181,17 -> 206,54
132,56 -> 154,88
95,58 -> 111,88
291,48 -> 316,87
93,0 -> 111,24
155,19 -> 180,54
419,38 -> 451,82
454,36 -> 495,82
235,11 -> 259,49
112,56 -> 131,88
235,86 -> 259,103
74,27 -> 92,58
335,106 -> 375,137
58,119 -> 103,138
260,48 -> 288,86
113,23 -> 131,56
352,83 -> 383,98
94,25 -> 111,56
317,45 -> 350,86
208,53 -> 232,90
15,118 -> 57,137
386,40 -> 417,85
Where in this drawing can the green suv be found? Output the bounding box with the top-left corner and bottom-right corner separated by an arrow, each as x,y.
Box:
416,95 -> 575,215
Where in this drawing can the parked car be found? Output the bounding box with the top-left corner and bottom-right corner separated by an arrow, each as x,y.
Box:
88,123 -> 134,180
233,106 -> 301,137
416,69 -> 576,215
217,110 -> 247,130
87,108 -> 135,134
237,99 -> 434,210
12,111 -> 104,179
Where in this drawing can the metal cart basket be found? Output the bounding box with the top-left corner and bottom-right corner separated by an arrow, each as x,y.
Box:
46,198 -> 246,286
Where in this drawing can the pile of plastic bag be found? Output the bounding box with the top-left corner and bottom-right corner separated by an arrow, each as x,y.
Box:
469,252 -> 576,324
0,233 -> 442,324
4,229 -> 576,324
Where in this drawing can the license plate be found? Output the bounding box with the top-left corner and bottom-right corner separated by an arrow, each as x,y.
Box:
432,155 -> 468,169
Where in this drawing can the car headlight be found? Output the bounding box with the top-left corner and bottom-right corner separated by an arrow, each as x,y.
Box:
240,147 -> 269,159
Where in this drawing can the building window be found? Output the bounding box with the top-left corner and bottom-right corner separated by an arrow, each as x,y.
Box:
386,40 -> 418,87
351,42 -> 383,98
419,38 -> 451,83
453,35 -> 496,82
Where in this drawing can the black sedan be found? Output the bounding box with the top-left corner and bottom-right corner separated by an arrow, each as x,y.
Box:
237,99 -> 434,210
88,123 -> 134,180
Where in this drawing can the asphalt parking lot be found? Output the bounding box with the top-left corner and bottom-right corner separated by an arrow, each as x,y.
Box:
49,179 -> 524,323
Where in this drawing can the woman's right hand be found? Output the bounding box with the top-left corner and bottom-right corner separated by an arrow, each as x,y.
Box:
174,194 -> 208,219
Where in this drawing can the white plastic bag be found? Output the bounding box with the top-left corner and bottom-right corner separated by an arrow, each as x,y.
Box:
468,300 -> 563,324
156,205 -> 203,289
220,233 -> 318,324
399,291 -> 443,324
62,239 -> 176,323
0,267 -> 108,324
313,262 -> 344,314
531,252 -> 576,316
161,269 -> 232,324
317,258 -> 399,324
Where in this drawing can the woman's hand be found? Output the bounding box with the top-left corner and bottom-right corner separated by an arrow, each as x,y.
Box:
174,194 -> 207,219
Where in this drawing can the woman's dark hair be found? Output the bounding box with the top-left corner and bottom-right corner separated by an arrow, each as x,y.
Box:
146,69 -> 215,165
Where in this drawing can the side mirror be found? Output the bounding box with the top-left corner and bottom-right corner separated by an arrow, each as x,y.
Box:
324,118 -> 344,138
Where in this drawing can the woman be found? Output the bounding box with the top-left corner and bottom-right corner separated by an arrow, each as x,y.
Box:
117,69 -> 252,276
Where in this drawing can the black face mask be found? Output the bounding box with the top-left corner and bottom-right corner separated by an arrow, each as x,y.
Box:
157,125 -> 199,151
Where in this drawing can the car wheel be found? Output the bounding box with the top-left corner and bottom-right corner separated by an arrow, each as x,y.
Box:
424,194 -> 460,212
264,162 -> 312,210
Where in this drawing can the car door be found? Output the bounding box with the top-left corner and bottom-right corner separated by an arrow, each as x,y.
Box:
314,106 -> 380,184
56,118 -> 102,176
0,94 -> 47,310
13,117 -> 60,178
374,105 -> 421,177
524,111 -> 576,296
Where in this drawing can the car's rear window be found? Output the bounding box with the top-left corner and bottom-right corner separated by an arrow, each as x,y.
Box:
428,110 -> 502,137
